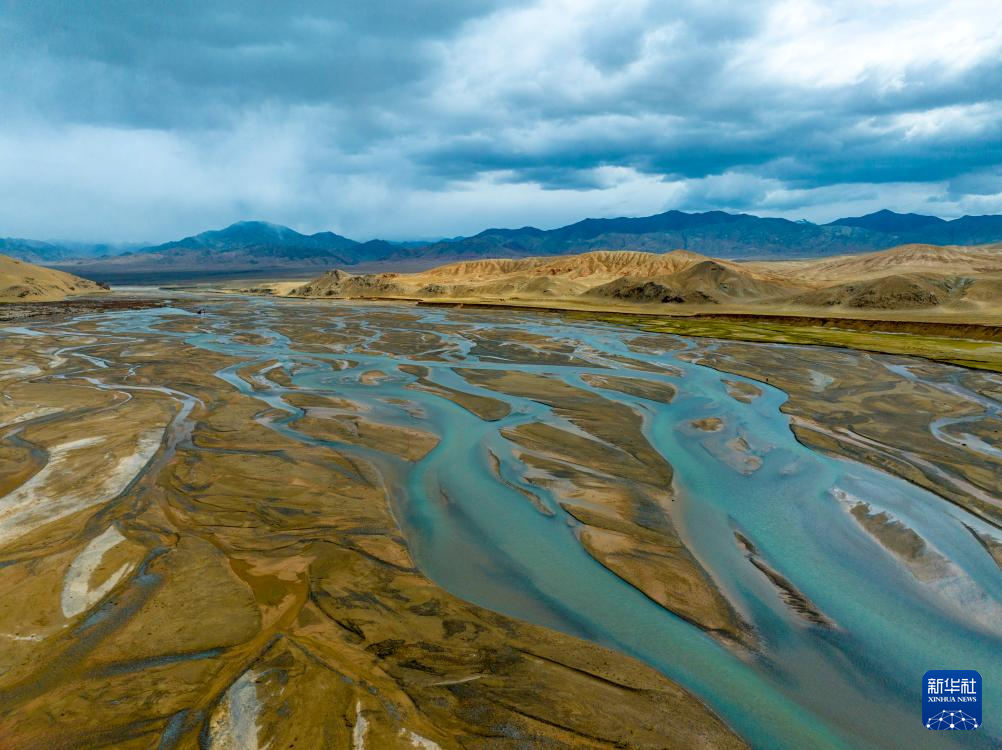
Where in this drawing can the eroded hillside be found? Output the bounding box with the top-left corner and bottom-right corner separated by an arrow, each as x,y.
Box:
283,244 -> 1002,318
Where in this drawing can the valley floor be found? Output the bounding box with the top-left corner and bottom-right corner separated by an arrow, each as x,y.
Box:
0,294 -> 999,749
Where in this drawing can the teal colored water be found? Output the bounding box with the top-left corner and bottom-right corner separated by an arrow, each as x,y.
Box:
85,299 -> 1002,749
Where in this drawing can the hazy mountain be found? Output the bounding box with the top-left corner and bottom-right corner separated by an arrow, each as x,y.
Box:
140,220 -> 358,255
48,221 -> 366,283
1,237 -> 140,263
348,239 -> 400,263
0,238 -> 76,263
22,209 -> 1002,284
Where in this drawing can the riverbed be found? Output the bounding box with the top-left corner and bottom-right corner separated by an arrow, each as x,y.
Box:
2,295 -> 1000,749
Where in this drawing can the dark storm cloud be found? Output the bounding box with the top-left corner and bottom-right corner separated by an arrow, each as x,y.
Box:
0,0 -> 508,127
0,0 -> 1000,240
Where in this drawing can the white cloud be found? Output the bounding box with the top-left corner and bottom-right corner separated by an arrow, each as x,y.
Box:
733,0 -> 1002,90
859,103 -> 1000,141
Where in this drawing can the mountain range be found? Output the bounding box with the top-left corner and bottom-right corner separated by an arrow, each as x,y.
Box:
0,238 -> 142,263
399,209 -> 1002,262
5,209 -> 1002,283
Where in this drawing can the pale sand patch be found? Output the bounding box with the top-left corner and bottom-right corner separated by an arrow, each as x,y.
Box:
0,406 -> 63,428
399,729 -> 441,749
208,668 -> 266,750
835,488 -> 1002,634
808,369 -> 834,392
0,430 -> 163,547
352,701 -> 368,750
0,364 -> 42,380
0,632 -> 44,642
61,525 -> 134,618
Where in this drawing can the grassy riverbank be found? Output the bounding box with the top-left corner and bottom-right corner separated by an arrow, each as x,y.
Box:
414,300 -> 1002,372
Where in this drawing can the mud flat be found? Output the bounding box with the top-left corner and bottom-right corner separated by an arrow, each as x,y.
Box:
579,373 -> 676,403
722,380 -> 762,404
0,297 -> 167,323
399,364 -> 511,421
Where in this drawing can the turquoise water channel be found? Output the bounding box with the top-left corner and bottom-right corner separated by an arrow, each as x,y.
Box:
78,298 -> 1002,749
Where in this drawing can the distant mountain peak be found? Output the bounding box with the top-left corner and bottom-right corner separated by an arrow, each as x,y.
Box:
199,220 -> 304,240
828,209 -> 946,233
145,220 -> 357,256
223,219 -> 296,235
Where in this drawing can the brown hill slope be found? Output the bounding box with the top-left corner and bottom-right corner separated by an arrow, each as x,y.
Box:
292,269 -> 407,298
290,251 -> 760,300
0,254 -> 107,302
285,244 -> 1002,318
785,273 -> 964,310
586,259 -> 800,305
414,250 -> 784,284
752,243 -> 1002,282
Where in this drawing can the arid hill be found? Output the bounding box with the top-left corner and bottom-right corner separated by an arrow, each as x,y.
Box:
748,243 -> 1002,281
285,243 -> 1002,317
0,254 -> 108,302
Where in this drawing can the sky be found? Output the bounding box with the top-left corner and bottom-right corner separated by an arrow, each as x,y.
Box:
1,0 -> 1001,243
